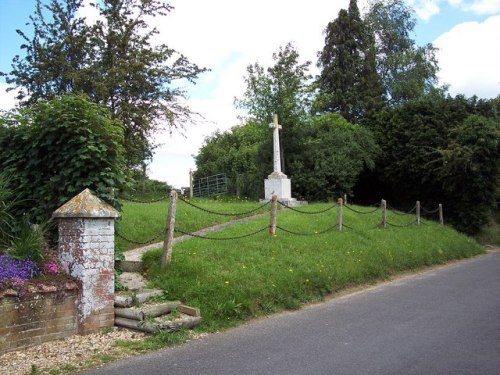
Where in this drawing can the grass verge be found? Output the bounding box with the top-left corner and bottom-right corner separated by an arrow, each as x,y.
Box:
116,196 -> 269,251
141,203 -> 483,334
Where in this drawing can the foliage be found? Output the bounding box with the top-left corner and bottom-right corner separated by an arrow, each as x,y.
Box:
194,113 -> 378,201
290,113 -> 379,200
366,93 -> 500,234
364,0 -> 439,105
6,222 -> 47,265
0,172 -> 47,267
123,169 -> 171,200
235,42 -> 312,127
0,173 -> 17,247
235,43 -> 312,174
2,0 -> 206,167
316,0 -> 384,123
0,93 -> 127,224
141,202 -> 483,332
194,120 -> 268,199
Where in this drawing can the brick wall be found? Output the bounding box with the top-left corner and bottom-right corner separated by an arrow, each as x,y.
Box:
0,282 -> 78,354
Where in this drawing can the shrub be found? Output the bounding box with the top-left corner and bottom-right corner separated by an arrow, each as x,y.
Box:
0,94 -> 128,224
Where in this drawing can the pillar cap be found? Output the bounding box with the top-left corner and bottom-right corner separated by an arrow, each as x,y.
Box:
53,188 -> 120,218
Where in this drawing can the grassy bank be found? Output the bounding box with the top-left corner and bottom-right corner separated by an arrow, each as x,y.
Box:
116,197 -> 270,251
141,202 -> 483,333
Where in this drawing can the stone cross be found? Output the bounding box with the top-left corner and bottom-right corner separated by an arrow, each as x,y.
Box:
269,114 -> 283,175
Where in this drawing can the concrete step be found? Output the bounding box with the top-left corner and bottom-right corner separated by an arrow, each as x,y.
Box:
118,272 -> 147,290
117,260 -> 144,273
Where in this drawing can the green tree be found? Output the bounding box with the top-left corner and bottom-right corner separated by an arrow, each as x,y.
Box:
194,121 -> 268,199
364,0 -> 439,105
290,113 -> 379,200
369,92 -> 499,234
316,0 -> 383,123
0,94 -> 127,224
235,42 -> 312,174
2,0 -> 206,167
2,0 -> 90,104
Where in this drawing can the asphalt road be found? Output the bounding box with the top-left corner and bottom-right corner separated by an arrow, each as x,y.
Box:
82,251 -> 500,375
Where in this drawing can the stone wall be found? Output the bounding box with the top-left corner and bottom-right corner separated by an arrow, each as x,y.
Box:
0,282 -> 78,354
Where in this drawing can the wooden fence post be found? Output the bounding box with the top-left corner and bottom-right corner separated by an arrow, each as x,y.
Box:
439,203 -> 444,225
343,194 -> 347,205
337,198 -> 343,231
189,169 -> 193,198
269,194 -> 277,236
381,199 -> 387,228
161,190 -> 178,268
416,200 -> 421,225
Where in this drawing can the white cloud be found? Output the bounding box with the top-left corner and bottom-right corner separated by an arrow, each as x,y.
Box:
448,0 -> 500,14
434,15 -> 500,98
408,0 -> 441,21
0,83 -> 18,112
147,0 -> 353,185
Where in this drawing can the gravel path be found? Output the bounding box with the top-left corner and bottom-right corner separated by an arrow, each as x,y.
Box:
0,328 -> 145,375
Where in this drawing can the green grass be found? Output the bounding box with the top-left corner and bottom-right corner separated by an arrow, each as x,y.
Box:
141,202 -> 484,333
116,196 -> 269,251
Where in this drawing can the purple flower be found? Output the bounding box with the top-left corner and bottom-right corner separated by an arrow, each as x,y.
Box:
0,253 -> 40,288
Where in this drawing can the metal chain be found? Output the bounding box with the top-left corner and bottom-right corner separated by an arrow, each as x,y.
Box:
386,220 -> 417,228
178,196 -> 270,216
276,223 -> 339,236
277,201 -> 337,214
119,195 -> 169,203
386,203 -> 416,216
344,205 -> 379,215
421,206 -> 440,214
174,226 -> 268,240
115,228 -> 165,244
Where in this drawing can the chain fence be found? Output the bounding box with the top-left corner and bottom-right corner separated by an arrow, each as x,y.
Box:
116,193 -> 444,248
174,226 -> 268,241
119,195 -> 169,204
178,196 -> 270,216
277,200 -> 337,214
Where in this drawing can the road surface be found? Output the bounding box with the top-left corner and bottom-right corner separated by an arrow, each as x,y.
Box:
82,250 -> 500,375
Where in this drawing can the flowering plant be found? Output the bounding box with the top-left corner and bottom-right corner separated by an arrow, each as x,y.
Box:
0,253 -> 40,289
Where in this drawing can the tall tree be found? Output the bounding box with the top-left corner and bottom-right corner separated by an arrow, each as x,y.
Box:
364,0 -> 439,105
316,0 -> 383,123
235,42 -> 312,173
2,0 -> 206,167
3,0 -> 90,104
235,42 -> 312,127
369,92 -> 499,234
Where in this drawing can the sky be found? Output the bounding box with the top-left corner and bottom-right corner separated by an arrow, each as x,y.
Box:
0,0 -> 499,188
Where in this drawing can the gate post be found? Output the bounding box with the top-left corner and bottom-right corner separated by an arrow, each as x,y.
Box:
53,189 -> 119,334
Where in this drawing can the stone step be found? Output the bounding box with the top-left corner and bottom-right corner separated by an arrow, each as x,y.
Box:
118,272 -> 147,290
117,260 -> 144,273
114,288 -> 164,308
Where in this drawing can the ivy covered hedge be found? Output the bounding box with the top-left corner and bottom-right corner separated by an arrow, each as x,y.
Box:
0,93 -> 128,224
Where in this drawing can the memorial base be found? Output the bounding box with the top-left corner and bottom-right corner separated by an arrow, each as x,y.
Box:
262,173 -> 307,207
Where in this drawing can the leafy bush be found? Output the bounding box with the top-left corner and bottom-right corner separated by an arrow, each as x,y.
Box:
363,93 -> 499,234
0,94 -> 128,224
290,113 -> 379,200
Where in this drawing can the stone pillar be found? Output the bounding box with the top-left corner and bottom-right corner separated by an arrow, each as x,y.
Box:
53,189 -> 119,334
